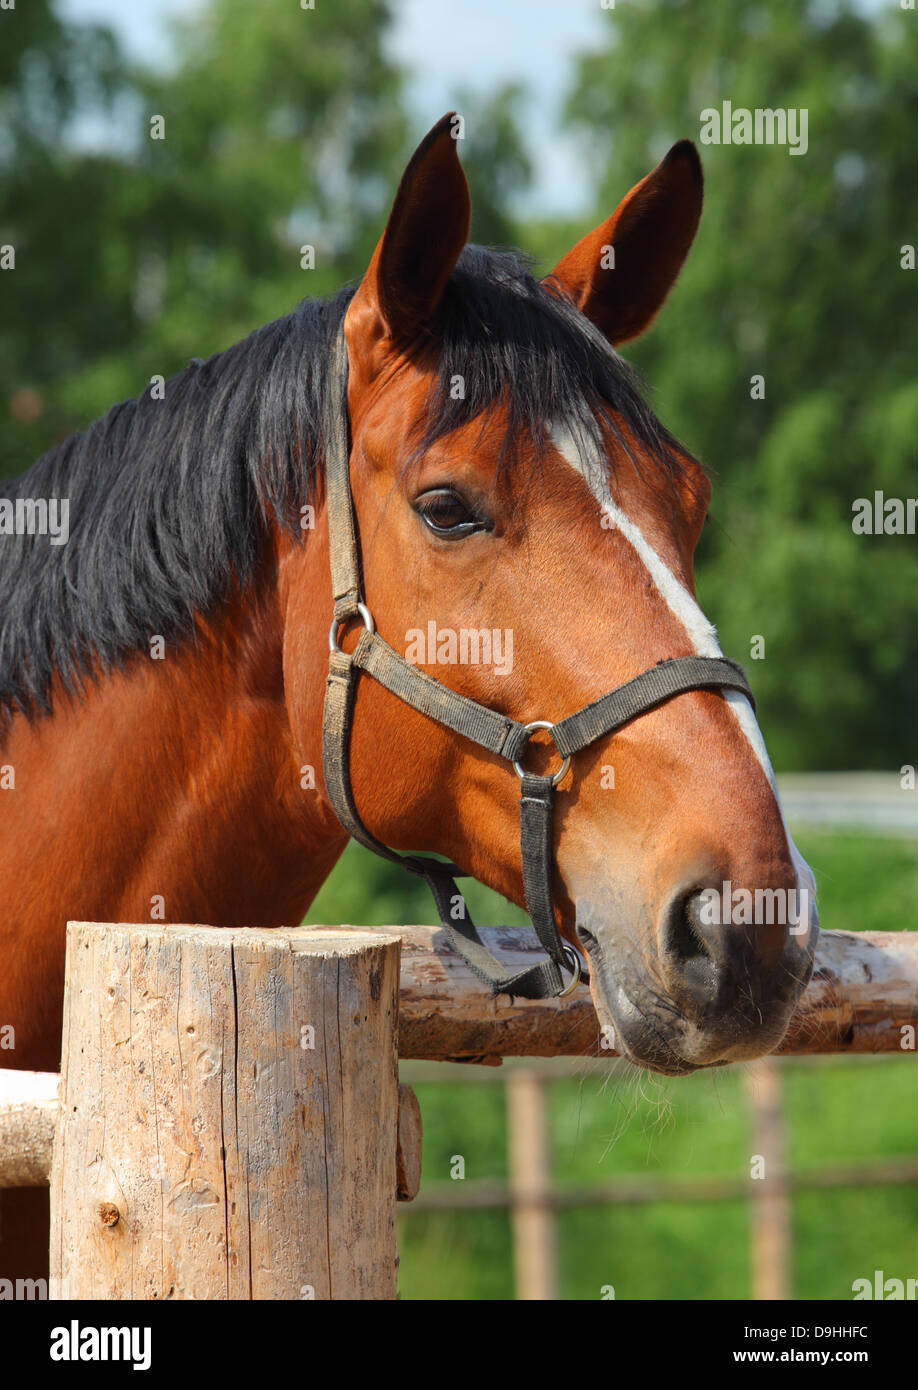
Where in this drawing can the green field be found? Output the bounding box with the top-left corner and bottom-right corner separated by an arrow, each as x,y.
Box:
306,829 -> 918,1300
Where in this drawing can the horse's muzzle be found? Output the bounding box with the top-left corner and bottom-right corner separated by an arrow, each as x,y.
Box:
577,891 -> 819,1074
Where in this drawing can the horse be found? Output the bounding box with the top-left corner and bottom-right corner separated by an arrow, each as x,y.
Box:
0,113 -> 817,1273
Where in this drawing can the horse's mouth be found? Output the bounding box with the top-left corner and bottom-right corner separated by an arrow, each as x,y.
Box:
576,926 -> 697,1074
576,923 -> 807,1076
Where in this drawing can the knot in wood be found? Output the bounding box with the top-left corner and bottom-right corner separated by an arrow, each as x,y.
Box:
98,1201 -> 120,1227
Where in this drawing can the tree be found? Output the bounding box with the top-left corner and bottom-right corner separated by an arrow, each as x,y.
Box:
0,0 -> 126,474
0,0 -> 408,479
453,84 -> 533,248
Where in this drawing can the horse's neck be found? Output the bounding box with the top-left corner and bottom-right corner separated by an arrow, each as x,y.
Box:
2,563 -> 345,937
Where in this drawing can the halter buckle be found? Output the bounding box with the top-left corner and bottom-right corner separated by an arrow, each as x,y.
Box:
329,602 -> 375,653
513,720 -> 571,788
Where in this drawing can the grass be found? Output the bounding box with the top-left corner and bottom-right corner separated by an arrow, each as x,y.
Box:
792,827 -> 918,934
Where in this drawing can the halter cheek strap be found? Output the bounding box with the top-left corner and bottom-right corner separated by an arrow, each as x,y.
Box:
320,327 -> 755,1000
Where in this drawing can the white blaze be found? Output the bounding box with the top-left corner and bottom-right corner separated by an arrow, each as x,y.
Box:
550,419 -> 816,902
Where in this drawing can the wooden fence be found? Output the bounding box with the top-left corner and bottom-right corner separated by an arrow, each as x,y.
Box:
0,922 -> 916,1298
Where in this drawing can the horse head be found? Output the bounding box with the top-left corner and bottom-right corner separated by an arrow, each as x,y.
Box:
282,116 -> 818,1075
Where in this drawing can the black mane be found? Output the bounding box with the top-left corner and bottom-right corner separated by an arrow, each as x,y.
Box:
0,246 -> 688,720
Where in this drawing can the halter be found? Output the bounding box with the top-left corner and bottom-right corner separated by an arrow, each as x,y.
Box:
321,328 -> 755,1000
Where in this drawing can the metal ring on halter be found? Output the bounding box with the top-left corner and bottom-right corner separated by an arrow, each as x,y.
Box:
329,602 -> 375,653
557,944 -> 583,996
512,720 -> 571,787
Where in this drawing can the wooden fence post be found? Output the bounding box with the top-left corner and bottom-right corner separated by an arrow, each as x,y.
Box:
746,1057 -> 791,1301
49,923 -> 400,1300
507,1067 -> 558,1300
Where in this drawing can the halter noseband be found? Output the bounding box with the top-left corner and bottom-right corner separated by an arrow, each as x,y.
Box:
320,327 -> 754,1000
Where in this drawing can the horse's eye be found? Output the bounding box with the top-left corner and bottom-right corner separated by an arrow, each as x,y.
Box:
415,489 -> 489,539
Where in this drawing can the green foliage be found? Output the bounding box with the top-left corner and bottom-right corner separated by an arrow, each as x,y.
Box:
305,841 -> 530,930
0,0 -> 128,472
0,0 -> 405,478
455,85 -> 533,248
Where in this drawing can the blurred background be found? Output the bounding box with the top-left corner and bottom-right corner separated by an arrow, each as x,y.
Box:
1,0 -> 915,1298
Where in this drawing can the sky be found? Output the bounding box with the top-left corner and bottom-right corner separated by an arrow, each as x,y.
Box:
60,0 -> 606,216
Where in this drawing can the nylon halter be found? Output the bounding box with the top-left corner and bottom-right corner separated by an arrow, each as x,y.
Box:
320,327 -> 755,999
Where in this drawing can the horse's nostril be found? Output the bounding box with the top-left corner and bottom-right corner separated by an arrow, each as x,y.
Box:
667,890 -> 715,963
663,889 -> 721,1007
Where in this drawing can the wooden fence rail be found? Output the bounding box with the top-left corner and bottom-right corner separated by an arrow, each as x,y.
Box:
400,1156 -> 918,1211
2,924 -> 917,1195
392,925 -> 918,1061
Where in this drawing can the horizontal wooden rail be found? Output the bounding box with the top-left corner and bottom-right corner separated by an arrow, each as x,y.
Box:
0,1071 -> 57,1187
1,924 -> 915,1189
401,1157 -> 918,1214
391,925 -> 918,1061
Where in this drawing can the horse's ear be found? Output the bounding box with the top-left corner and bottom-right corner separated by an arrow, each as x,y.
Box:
348,114 -> 470,351
545,141 -> 702,346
